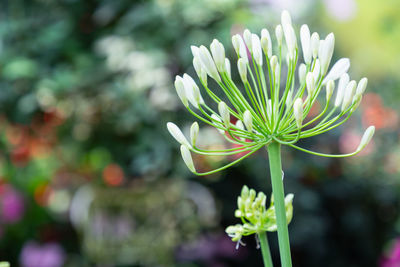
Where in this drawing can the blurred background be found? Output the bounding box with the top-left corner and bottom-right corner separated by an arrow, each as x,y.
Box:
0,0 -> 399,266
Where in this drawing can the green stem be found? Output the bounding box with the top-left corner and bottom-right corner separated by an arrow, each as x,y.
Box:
267,142 -> 292,267
259,232 -> 274,267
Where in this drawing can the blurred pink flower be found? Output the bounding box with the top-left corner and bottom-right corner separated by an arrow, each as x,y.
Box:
324,0 -> 357,21
381,238 -> 400,267
20,241 -> 65,267
1,186 -> 25,223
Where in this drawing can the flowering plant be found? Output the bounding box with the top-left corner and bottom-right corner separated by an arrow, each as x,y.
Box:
167,10 -> 374,267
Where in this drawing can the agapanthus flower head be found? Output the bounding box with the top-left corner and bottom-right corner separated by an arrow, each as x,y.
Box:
168,10 -> 375,175
225,185 -> 293,247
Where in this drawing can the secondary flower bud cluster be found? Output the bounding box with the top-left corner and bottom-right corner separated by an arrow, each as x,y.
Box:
167,10 -> 375,175
225,185 -> 293,245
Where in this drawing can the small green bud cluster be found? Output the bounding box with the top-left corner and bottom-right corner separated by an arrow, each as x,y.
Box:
225,185 -> 294,245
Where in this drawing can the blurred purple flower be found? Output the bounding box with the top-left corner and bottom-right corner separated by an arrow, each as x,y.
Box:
324,0 -> 357,21
381,238 -> 400,267
20,241 -> 65,267
1,187 -> 25,223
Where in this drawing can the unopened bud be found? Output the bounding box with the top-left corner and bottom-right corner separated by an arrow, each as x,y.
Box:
238,58 -> 248,82
310,32 -> 320,59
243,29 -> 252,52
180,145 -> 195,172
319,33 -> 335,74
335,73 -> 349,107
300,24 -> 311,64
218,102 -> 230,126
174,76 -> 188,107
210,39 -> 226,72
356,77 -> 368,95
281,10 -> 292,26
293,98 -> 303,128
275,25 -> 283,46
199,45 -> 221,82
190,122 -> 199,146
357,126 -> 375,151
326,80 -> 335,101
252,34 -> 263,66
261,28 -> 272,58
299,64 -> 306,84
235,119 -> 244,130
270,55 -> 278,75
167,122 -> 190,147
341,80 -> 357,111
225,58 -> 231,79
306,72 -> 315,96
243,110 -> 253,132
323,58 -> 350,83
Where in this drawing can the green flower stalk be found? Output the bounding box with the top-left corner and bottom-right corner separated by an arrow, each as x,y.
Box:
167,10 -> 375,267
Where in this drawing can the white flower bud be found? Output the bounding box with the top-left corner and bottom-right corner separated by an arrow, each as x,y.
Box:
210,39 -> 226,72
237,58 -> 248,82
282,23 -> 297,57
190,122 -> 199,146
167,122 -> 190,147
356,77 -> 368,95
190,45 -> 200,58
243,110 -> 253,132
299,63 -> 307,84
357,126 -> 375,151
310,32 -> 320,59
270,55 -> 278,75
326,80 -> 335,101
218,102 -> 230,126
293,98 -> 303,128
235,120 -> 244,130
183,73 -> 203,108
232,34 -> 241,56
235,120 -> 245,140
319,33 -> 335,74
199,45 -> 221,82
312,59 -> 321,81
323,58 -> 350,84
261,28 -> 272,58
225,58 -> 231,79
341,80 -> 357,111
243,29 -> 252,52
275,25 -> 283,46
200,68 -> 207,87
211,114 -> 224,134
300,24 -> 311,64
193,57 -> 202,77
306,72 -> 315,96
351,93 -> 362,113
174,76 -> 188,107
281,10 -> 292,26
335,73 -> 349,107
252,34 -> 263,66
180,145 -> 196,172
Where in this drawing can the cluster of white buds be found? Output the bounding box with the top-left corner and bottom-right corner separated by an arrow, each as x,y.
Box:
225,185 -> 293,247
167,10 -> 375,175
